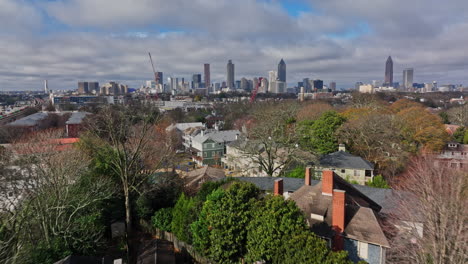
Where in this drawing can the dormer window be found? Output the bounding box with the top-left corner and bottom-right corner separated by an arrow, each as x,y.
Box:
311,213 -> 324,221
448,143 -> 458,148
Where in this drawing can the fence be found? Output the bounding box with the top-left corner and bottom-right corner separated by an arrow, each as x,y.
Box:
140,220 -> 214,264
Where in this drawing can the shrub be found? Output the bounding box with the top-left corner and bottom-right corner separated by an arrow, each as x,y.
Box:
152,207 -> 173,232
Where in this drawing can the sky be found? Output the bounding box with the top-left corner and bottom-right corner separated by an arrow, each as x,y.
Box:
1,0 -> 468,91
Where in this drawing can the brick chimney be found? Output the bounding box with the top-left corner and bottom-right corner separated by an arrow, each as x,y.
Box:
274,178 -> 283,196
305,167 -> 312,186
322,170 -> 334,196
332,189 -> 346,251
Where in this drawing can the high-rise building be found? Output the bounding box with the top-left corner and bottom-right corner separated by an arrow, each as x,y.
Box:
403,68 -> 414,90
384,56 -> 393,86
156,72 -> 163,86
204,64 -> 210,92
227,60 -> 235,89
329,82 -> 336,91
78,82 -> 89,94
269,71 -> 277,93
240,78 -> 248,90
313,80 -> 324,90
302,78 -> 310,92
44,80 -> 49,94
192,74 -> 202,89
278,59 -> 286,82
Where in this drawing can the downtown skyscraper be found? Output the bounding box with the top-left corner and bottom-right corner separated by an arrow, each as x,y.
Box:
204,63 -> 210,91
384,56 -> 393,86
277,59 -> 286,82
403,68 -> 414,90
227,60 -> 235,89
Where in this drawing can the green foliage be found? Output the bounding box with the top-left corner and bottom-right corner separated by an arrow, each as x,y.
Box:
152,208 -> 173,232
195,178 -> 234,202
298,111 -> 346,154
245,196 -> 307,263
284,166 -> 305,178
135,194 -> 153,220
191,189 -> 226,255
171,193 -> 197,243
191,182 -> 260,263
272,231 -> 352,264
464,131 -> 468,144
453,127 -> 466,143
439,112 -> 450,124
366,175 -> 390,189
25,238 -> 72,264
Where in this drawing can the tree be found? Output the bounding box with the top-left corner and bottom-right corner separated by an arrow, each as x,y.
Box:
296,102 -> 333,122
298,110 -> 345,154
366,175 -> 390,188
386,157 -> 467,264
452,126 -> 467,143
80,104 -> 174,260
273,232 -> 352,264
191,181 -> 260,263
239,102 -> 307,177
152,208 -> 173,232
337,111 -> 409,180
245,196 -> 308,263
171,193 -> 196,243
447,104 -> 468,127
0,130 -> 113,263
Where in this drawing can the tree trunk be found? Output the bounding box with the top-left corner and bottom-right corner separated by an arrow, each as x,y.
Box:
123,184 -> 132,262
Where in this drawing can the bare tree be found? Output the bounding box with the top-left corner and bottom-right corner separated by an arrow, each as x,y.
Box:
386,157 -> 467,264
82,104 -> 175,259
0,129 -> 113,263
236,102 -> 313,177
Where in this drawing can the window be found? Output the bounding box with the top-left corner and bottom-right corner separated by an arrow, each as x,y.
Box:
358,241 -> 368,259
365,170 -> 372,177
354,170 -> 360,177
341,169 -> 345,173
203,152 -> 207,158
451,163 -> 457,168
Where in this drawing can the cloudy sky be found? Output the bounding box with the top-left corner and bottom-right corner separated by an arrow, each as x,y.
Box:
1,0 -> 467,91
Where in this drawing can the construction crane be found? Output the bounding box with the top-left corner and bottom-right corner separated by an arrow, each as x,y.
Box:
250,77 -> 263,103
148,52 -> 159,100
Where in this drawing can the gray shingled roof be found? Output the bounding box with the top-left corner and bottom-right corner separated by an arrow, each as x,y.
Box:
319,151 -> 374,170
235,176 -> 398,214
7,112 -> 49,127
66,112 -> 91,125
193,130 -> 240,144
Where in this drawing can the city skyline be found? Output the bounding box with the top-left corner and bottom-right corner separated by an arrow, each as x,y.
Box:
1,0 -> 468,91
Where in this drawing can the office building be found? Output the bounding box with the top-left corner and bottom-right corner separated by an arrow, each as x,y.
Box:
192,74 -> 202,89
240,78 -> 248,90
329,82 -> 336,91
384,56 -> 393,86
278,59 -> 286,82
302,78 -> 311,92
313,80 -> 324,90
78,82 -> 100,94
156,72 -> 163,86
403,68 -> 414,90
204,64 -> 210,92
227,60 -> 235,89
269,71 -> 277,93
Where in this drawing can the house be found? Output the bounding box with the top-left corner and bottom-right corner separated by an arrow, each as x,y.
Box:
66,112 -> 91,137
183,165 -> 225,192
315,144 -> 374,185
222,139 -> 269,177
287,170 -> 389,264
444,124 -> 461,136
6,112 -> 49,131
435,142 -> 467,169
189,129 -> 240,166
165,122 -> 204,134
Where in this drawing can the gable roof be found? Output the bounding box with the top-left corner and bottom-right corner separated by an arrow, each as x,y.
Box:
7,112 -> 49,127
192,130 -> 240,144
185,166 -> 225,189
167,122 -> 204,132
287,174 -> 389,247
319,151 -> 374,170
65,112 -> 91,125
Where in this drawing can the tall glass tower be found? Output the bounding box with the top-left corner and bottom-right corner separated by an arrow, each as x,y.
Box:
384,56 -> 393,86
277,59 -> 286,82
